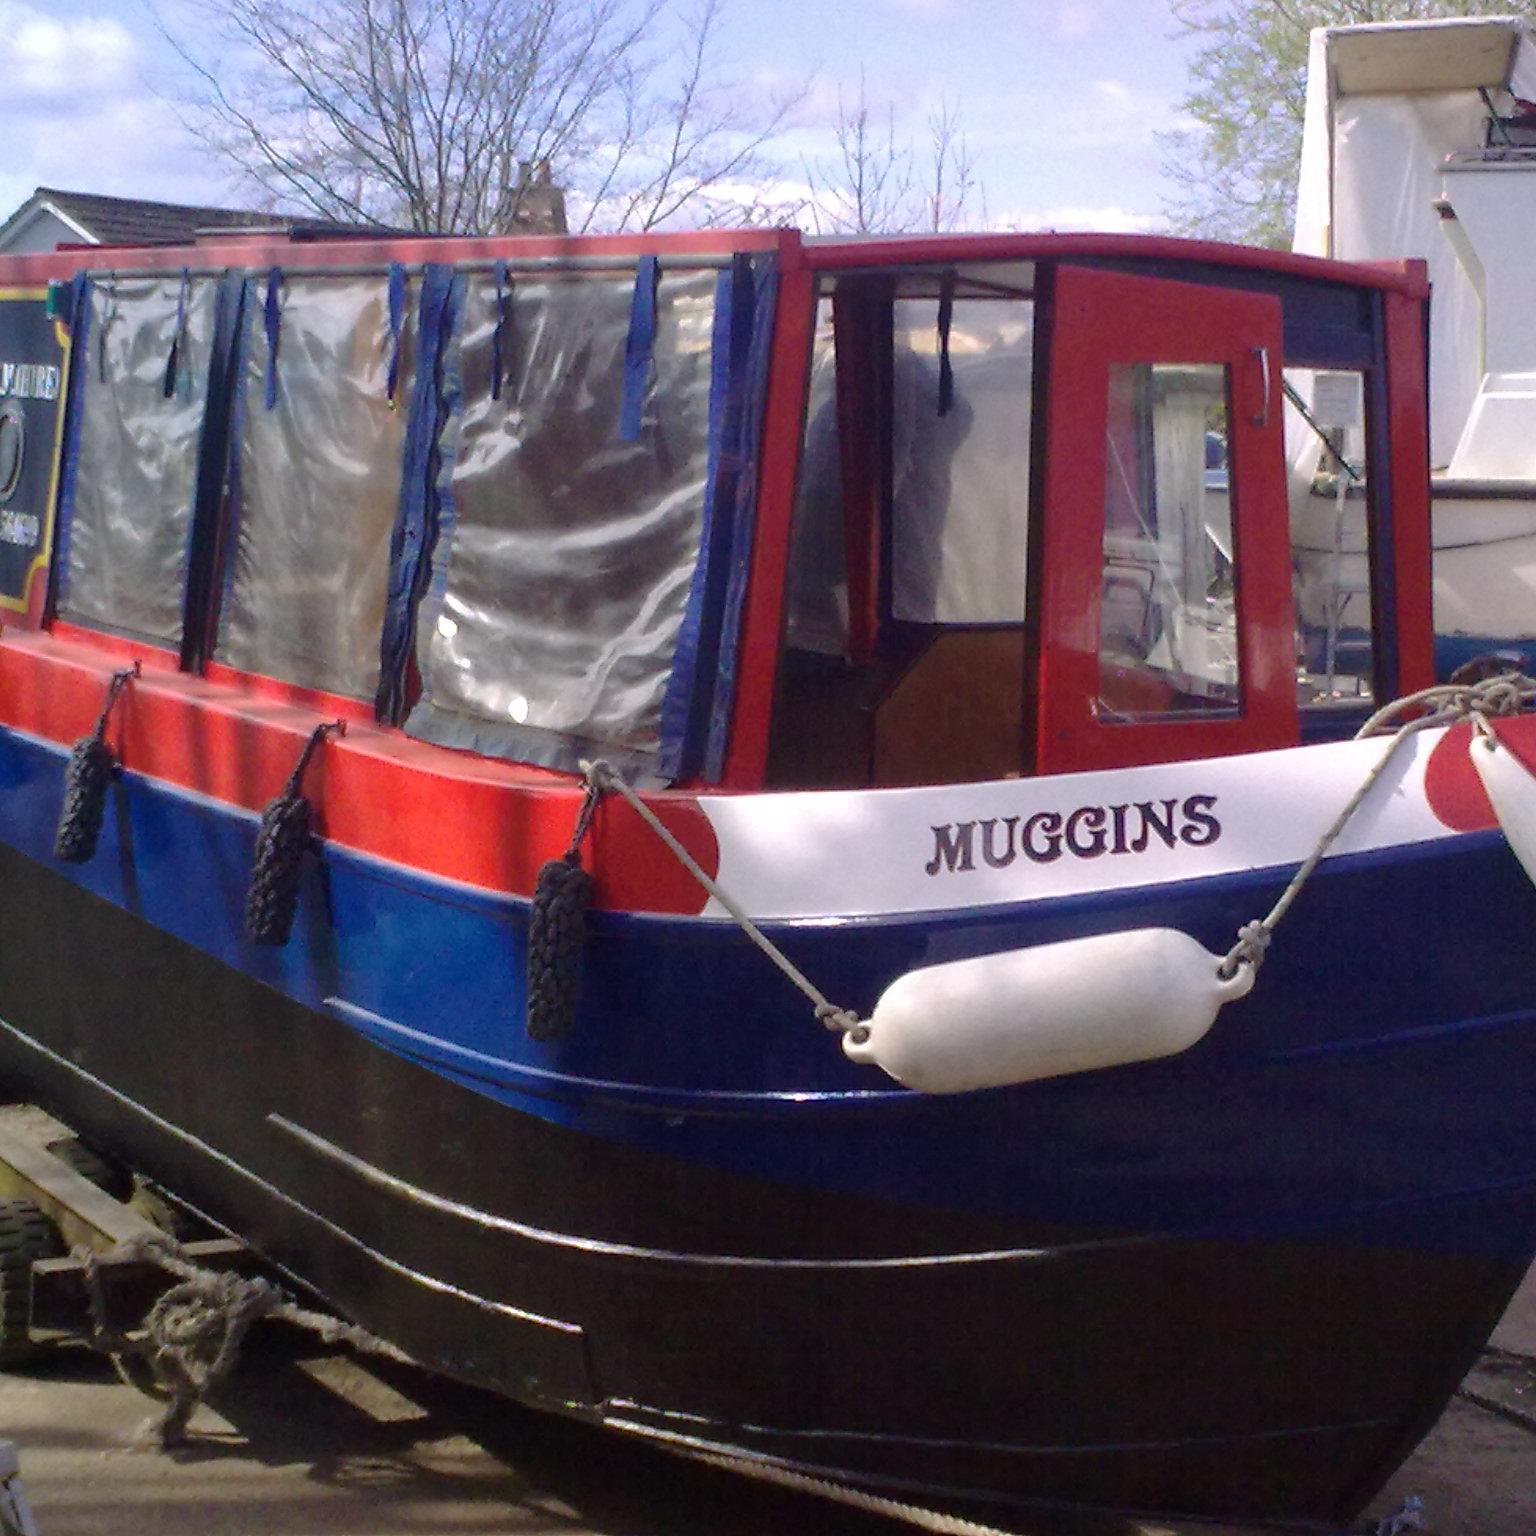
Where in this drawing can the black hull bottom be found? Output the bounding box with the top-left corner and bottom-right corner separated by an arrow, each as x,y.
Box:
0,844 -> 1525,1526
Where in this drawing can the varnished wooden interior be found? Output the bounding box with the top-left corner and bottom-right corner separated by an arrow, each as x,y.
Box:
766,628 -> 1026,788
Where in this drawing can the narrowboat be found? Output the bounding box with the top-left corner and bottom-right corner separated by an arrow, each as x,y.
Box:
0,221 -> 1532,1530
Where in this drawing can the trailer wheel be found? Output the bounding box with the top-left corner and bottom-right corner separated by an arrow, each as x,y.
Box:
0,1199 -> 63,1366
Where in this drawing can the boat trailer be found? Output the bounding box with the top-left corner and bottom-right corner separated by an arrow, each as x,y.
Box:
0,1113 -> 248,1356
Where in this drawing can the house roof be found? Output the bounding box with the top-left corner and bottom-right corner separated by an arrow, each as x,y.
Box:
0,187 -> 386,251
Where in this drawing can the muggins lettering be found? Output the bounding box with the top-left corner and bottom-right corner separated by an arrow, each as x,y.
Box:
926,794 -> 1222,876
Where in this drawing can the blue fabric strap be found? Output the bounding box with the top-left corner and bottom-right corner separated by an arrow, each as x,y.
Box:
65,272 -> 91,336
51,274 -> 96,616
656,260 -> 740,779
937,268 -> 956,417
619,255 -> 660,442
386,261 -> 407,407
181,270 -> 248,671
657,252 -> 776,782
262,267 -> 282,409
96,282 -> 113,383
490,259 -> 510,401
704,256 -> 777,781
163,267 -> 191,400
377,263 -> 459,723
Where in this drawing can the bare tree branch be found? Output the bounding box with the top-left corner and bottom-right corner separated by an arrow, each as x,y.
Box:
803,75 -> 985,235
153,0 -> 806,233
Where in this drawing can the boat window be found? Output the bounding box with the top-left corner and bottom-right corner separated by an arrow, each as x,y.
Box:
771,280 -> 1034,789
890,299 -> 1033,624
58,275 -> 217,649
214,273 -> 413,700
784,295 -> 1033,659
783,302 -> 845,657
1284,368 -> 1374,711
405,269 -> 718,780
1096,362 -> 1241,721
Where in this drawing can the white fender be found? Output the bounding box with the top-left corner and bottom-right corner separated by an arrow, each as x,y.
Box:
1469,728 -> 1536,886
842,927 -> 1255,1094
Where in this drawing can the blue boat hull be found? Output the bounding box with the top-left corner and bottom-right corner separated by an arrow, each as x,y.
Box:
1,724 -> 1534,1523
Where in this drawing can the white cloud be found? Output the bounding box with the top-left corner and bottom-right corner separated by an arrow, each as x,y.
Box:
0,5 -> 227,217
0,2 -> 139,104
994,203 -> 1169,235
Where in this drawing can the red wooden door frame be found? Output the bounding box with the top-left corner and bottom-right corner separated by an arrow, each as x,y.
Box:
1034,264 -> 1298,775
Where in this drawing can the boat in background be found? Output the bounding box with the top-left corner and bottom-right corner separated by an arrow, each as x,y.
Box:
0,217 -> 1531,1530
1294,14 -> 1536,678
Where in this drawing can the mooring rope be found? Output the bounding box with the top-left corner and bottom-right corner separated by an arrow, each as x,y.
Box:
580,760 -> 865,1041
1218,671 -> 1536,978
660,1438 -> 1034,1536
76,1231 -> 407,1447
589,674 -> 1536,1032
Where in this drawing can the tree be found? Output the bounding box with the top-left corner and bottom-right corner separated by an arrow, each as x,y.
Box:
156,0 -> 802,234
802,75 -> 983,235
1164,1 -> 1536,248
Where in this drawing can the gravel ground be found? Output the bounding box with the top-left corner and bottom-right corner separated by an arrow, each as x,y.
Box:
0,1268 -> 1530,1536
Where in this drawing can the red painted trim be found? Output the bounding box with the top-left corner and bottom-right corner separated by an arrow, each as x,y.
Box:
5,228 -> 1423,310
1424,721 -> 1493,831
804,231 -> 1430,300
1381,287 -> 1436,694
1036,266 -> 1299,774
0,228 -> 793,288
48,622 -> 181,671
1426,713 -> 1536,832
201,659 -> 378,724
0,631 -> 718,915
718,257 -> 817,790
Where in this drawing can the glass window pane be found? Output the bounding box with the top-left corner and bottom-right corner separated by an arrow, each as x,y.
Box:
783,299 -> 847,656
216,274 -> 411,699
62,276 -> 218,649
890,298 -> 1033,624
408,270 -> 717,773
1097,361 -> 1240,721
1285,368 -> 1374,709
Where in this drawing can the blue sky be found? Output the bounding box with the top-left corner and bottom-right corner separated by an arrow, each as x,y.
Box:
0,0 -> 1203,233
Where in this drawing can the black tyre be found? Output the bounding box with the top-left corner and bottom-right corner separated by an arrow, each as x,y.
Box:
43,1136 -> 133,1202
0,1198 -> 63,1365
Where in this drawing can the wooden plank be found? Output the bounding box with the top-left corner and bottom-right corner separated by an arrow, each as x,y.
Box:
0,1121 -> 159,1250
29,1239 -> 251,1334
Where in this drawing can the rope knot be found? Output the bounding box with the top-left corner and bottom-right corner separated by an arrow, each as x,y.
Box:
1219,921 -> 1271,980
815,1003 -> 863,1039
141,1261 -> 281,1445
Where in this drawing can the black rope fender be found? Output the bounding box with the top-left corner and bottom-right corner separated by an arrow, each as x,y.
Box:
54,661 -> 140,865
525,775 -> 604,1041
243,720 -> 345,947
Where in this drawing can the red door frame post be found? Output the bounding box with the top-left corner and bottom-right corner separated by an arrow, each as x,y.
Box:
1034,265 -> 1298,775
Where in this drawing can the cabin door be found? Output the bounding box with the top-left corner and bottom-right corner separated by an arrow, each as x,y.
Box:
1034,264 -> 1295,774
